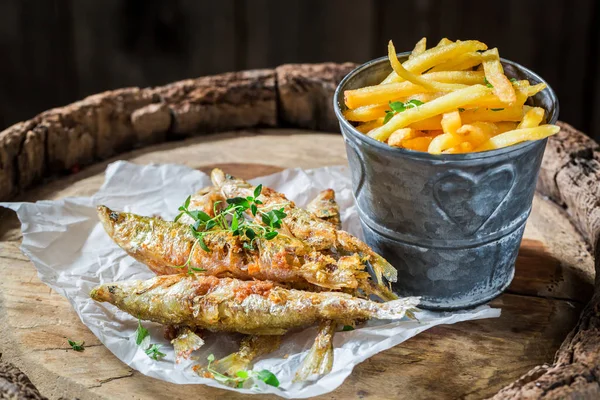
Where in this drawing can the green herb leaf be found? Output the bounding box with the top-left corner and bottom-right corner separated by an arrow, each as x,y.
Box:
342,325 -> 355,331
256,370 -> 280,387
184,195 -> 191,209
264,231 -> 278,240
484,77 -> 494,88
231,213 -> 239,232
509,78 -> 518,83
254,199 -> 263,205
191,210 -> 212,222
145,344 -> 166,360
261,213 -> 271,226
405,99 -> 424,108
205,220 -> 217,230
250,204 -> 258,216
135,319 -> 149,345
227,197 -> 250,209
254,184 -> 263,199
458,107 -> 465,112
243,242 -> 254,251
490,108 -> 504,111
207,353 -> 215,363
174,212 -> 184,223
389,101 -> 406,113
190,267 -> 206,272
197,237 -> 211,252
273,209 -> 287,219
245,228 -> 256,240
383,111 -> 394,125
68,339 -> 85,351
236,370 -> 249,379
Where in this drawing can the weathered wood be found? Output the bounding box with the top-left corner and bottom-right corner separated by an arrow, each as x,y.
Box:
0,129 -> 594,400
491,122 -> 600,399
275,63 -> 355,132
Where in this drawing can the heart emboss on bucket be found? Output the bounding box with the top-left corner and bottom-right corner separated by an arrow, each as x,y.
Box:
433,166 -> 515,235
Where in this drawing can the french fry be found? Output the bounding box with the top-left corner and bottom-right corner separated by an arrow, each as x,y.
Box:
388,41 -> 467,92
428,132 -> 463,154
429,52 -> 484,72
409,37 -> 427,59
437,38 -> 453,47
356,119 -> 384,133
423,71 -> 485,85
482,48 -> 517,105
402,136 -> 435,152
460,107 -> 523,123
475,125 -> 560,152
526,83 -> 547,96
369,85 -> 492,142
388,128 -> 422,147
518,107 -> 545,129
345,81 -> 435,109
495,121 -> 519,133
443,141 -> 474,154
344,104 -> 389,122
441,111 -> 462,135
381,40 -> 488,84
457,122 -> 498,147
409,116 -> 443,130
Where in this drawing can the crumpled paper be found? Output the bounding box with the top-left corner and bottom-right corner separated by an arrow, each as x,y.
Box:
1,161 -> 500,398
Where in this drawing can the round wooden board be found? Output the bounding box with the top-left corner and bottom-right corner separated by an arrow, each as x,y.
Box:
0,129 -> 595,400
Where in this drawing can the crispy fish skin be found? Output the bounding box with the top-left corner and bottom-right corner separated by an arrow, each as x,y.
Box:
98,206 -> 366,289
210,169 -> 398,284
307,189 -> 342,229
90,275 -> 418,335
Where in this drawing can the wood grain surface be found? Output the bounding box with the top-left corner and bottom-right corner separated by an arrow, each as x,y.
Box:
0,129 -> 593,399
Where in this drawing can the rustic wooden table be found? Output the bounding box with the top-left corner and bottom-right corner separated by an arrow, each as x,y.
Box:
1,64 -> 599,399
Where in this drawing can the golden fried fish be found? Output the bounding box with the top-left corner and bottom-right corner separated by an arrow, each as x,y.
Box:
210,169 -> 397,284
90,275 -> 418,335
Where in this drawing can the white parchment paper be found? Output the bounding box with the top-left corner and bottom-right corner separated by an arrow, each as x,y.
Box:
1,161 -> 500,398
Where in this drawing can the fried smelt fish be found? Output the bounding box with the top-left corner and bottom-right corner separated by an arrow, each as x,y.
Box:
294,320 -> 336,382
90,275 -> 419,335
210,169 -> 397,284
178,186 -> 224,224
306,189 -> 342,229
97,206 -> 367,290
211,335 -> 282,376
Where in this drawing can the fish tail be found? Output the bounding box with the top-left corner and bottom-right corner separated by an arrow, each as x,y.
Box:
369,254 -> 399,284
294,320 -> 335,382
374,297 -> 420,320
210,168 -> 226,188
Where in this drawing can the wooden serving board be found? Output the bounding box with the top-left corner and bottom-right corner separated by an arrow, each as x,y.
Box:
0,129 -> 594,400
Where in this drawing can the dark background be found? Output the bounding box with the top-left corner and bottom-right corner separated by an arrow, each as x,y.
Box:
1,0 -> 599,137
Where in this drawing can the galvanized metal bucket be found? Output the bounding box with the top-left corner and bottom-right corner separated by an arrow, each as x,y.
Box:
333,53 -> 559,310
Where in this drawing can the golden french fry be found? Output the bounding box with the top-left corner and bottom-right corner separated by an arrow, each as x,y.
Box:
388,128 -> 422,147
409,116 -> 443,130
422,71 -> 485,85
345,81 -> 435,109
437,38 -> 453,47
381,40 -> 488,84
441,111 -> 462,135
475,125 -> 560,152
457,122 -> 498,147
429,52 -> 484,72
518,107 -> 545,129
388,41 -> 466,92
369,85 -> 492,142
526,83 -> 547,96
443,141 -> 474,154
460,107 -> 523,123
356,118 -> 384,133
402,136 -> 435,152
495,121 -> 519,133
344,104 -> 390,122
409,37 -> 427,59
482,48 -> 517,105
428,132 -> 463,154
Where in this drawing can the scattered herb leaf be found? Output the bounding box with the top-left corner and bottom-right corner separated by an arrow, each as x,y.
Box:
342,325 -> 355,331
68,339 -> 85,352
484,77 -> 494,88
135,319 -> 149,345
383,99 -> 424,124
145,344 -> 166,360
509,78 -> 518,84
205,354 -> 279,388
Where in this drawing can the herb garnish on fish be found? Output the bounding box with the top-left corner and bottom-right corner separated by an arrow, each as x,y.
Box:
174,184 -> 287,265
205,354 -> 280,388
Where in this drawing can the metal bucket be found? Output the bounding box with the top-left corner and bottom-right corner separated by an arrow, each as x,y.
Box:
333,53 -> 559,310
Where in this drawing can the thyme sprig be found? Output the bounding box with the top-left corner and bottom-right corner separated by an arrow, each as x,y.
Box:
205,354 -> 280,388
174,184 -> 287,273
